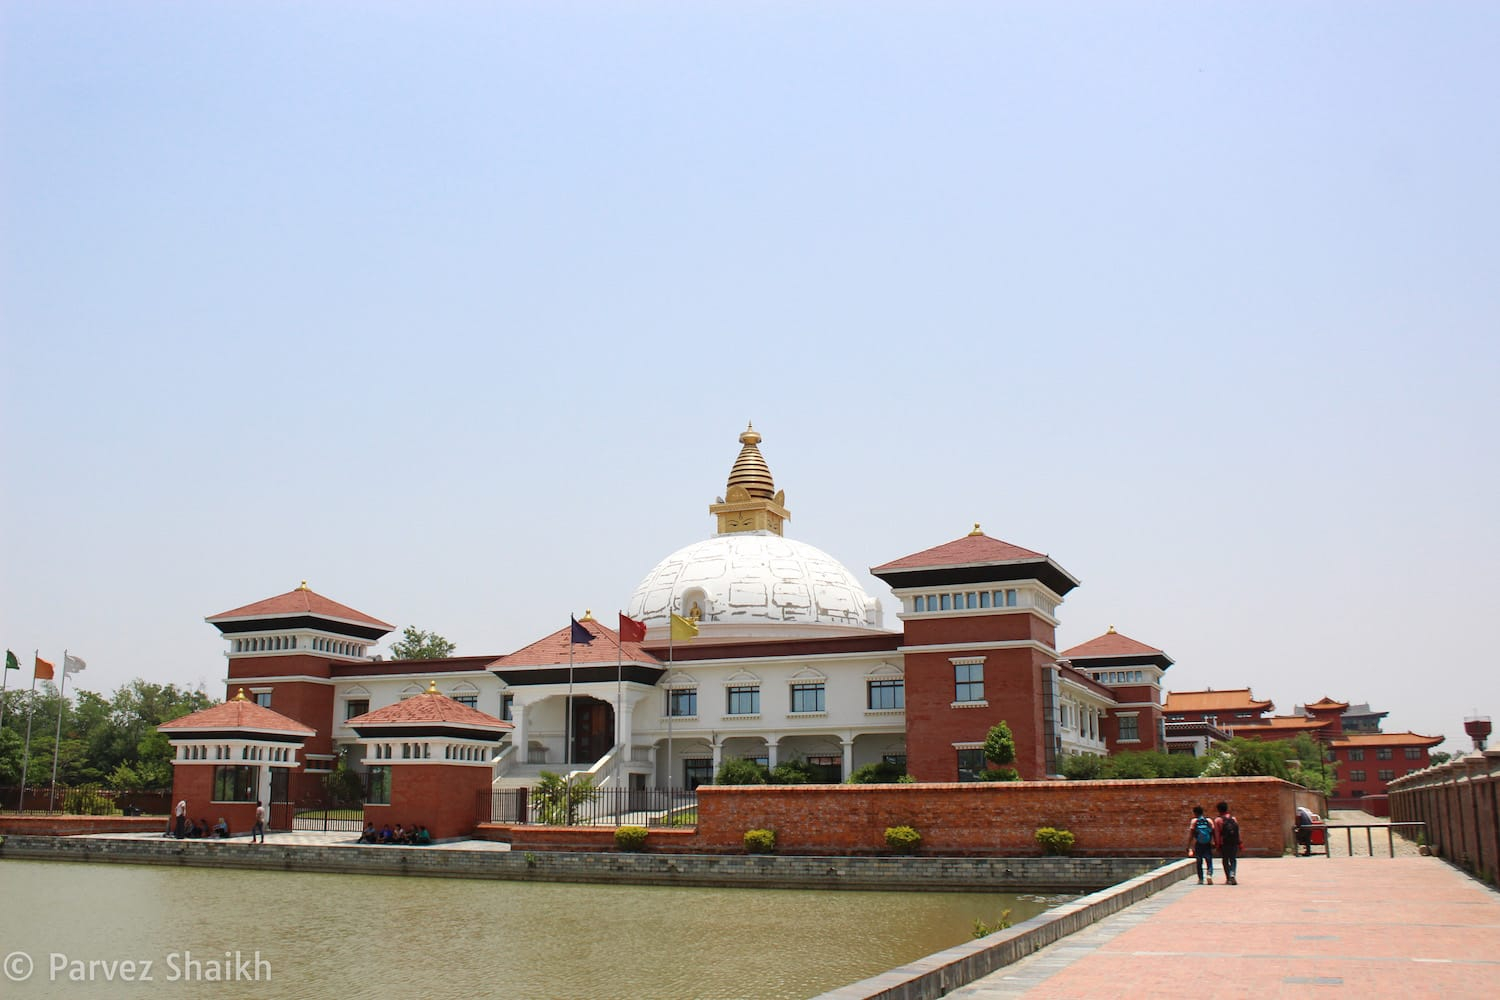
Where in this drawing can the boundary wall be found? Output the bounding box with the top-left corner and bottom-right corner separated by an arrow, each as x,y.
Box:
0,835 -> 1164,891
1389,749 -> 1500,886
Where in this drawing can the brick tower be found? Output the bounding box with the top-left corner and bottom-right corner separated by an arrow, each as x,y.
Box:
208,582 -> 394,804
872,525 -> 1080,780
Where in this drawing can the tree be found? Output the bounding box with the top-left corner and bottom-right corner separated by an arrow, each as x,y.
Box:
715,757 -> 769,785
390,626 -> 456,660
532,771 -> 598,825
981,721 -> 1019,779
1429,750 -> 1452,766
846,760 -> 906,784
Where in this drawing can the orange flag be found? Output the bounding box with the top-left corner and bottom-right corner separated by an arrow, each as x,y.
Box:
35,655 -> 55,681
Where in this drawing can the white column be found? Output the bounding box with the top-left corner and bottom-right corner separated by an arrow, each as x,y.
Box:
511,696 -> 529,763
841,736 -> 855,780
766,735 -> 780,768
711,736 -> 723,772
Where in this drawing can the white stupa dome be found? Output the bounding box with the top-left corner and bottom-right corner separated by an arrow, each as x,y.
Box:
626,422 -> 885,639
628,531 -> 883,636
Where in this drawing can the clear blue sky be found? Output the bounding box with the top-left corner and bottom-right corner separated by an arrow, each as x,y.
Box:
3,3 -> 1496,751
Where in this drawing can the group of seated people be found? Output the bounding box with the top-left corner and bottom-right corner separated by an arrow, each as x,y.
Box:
173,817 -> 231,839
359,822 -> 432,845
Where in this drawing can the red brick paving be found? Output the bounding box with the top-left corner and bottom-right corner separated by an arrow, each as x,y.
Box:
971,857 -> 1500,999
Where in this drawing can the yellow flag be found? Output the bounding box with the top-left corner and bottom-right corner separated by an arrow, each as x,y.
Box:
669,613 -> 699,641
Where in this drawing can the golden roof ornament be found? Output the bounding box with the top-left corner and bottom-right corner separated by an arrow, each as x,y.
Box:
297,580 -> 309,591
969,523 -> 984,536
426,679 -> 439,695
580,609 -> 594,622
711,422 -> 790,536
233,688 -> 248,702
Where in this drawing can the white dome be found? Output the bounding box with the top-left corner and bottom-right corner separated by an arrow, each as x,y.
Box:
628,531 -> 884,635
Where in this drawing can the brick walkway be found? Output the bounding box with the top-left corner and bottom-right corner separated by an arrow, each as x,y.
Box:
951,856 -> 1500,999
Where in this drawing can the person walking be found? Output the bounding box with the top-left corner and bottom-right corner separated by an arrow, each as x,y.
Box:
251,801 -> 267,844
1187,804 -> 1216,884
1214,801 -> 1241,885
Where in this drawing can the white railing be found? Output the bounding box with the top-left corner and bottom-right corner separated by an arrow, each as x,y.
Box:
491,742 -> 517,783
572,743 -> 624,789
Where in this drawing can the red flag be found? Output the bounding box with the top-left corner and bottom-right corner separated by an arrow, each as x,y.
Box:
35,655 -> 55,681
618,613 -> 647,644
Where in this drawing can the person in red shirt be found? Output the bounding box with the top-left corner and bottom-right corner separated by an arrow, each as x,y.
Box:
1214,801 -> 1241,885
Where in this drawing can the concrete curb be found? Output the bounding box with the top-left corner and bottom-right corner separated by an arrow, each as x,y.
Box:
810,857 -> 1196,999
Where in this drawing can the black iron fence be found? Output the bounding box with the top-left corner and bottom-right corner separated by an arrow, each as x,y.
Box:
0,785 -> 171,816
484,786 -> 697,827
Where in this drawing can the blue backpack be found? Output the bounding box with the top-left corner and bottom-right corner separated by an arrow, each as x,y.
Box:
1194,816 -> 1213,845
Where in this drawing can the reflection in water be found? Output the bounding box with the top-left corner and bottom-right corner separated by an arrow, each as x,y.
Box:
0,861 -> 1062,999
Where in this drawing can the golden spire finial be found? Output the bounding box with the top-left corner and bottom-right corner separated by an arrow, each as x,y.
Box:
712,422 -> 790,536
969,522 -> 984,536
426,679 -> 439,695
1107,624 -> 1117,634
297,580 -> 309,591
233,688 -> 248,701
580,609 -> 594,622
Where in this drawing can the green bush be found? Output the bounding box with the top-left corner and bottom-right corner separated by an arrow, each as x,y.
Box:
614,825 -> 649,851
977,767 -> 1020,781
770,759 -> 816,785
716,757 -> 770,785
884,825 -> 922,854
1035,827 -> 1076,855
63,784 -> 114,816
744,828 -> 777,854
1059,754 -> 1107,780
972,909 -> 1013,938
847,761 -> 907,784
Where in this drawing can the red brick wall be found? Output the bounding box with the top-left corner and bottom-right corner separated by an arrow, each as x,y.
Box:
691,778 -> 1319,857
0,816 -> 168,836
169,764 -> 262,834
1391,753 -> 1500,886
364,763 -> 492,840
225,652 -> 333,681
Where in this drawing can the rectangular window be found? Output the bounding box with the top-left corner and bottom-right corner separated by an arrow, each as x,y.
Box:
1005,589 -> 1018,607
726,685 -> 760,715
366,766 -> 390,805
500,694 -> 514,722
1349,748 -> 1364,761
867,678 -> 905,710
807,754 -> 842,782
956,748 -> 986,782
1404,748 -> 1422,760
1376,748 -> 1393,760
882,753 -> 907,770
1378,769 -> 1395,782
1118,715 -> 1140,741
253,692 -> 272,708
954,663 -> 983,702
940,594 -> 951,611
212,765 -> 259,802
667,688 -> 697,718
344,699 -> 369,721
452,694 -> 478,709
683,758 -> 713,790
979,591 -> 990,608
1349,769 -> 1366,782
965,592 -> 977,609
790,683 -> 825,713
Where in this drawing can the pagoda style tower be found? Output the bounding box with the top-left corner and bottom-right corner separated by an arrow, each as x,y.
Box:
872,525 -> 1080,780
709,423 -> 791,536
207,582 -> 394,803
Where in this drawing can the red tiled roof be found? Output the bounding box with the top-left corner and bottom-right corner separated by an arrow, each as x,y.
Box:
1063,629 -> 1165,660
498,618 -> 661,669
159,696 -> 315,736
345,688 -> 510,731
1163,689 -> 1274,714
1331,732 -> 1443,749
208,585 -> 394,630
1232,716 -> 1328,733
1304,697 -> 1350,711
870,530 -> 1047,573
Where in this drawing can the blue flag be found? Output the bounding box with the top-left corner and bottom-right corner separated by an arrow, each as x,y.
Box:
570,617 -> 594,645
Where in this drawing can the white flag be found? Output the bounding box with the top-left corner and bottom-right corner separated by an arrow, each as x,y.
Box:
63,653 -> 87,675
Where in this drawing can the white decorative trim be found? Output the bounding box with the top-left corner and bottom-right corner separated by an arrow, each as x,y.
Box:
788,711 -> 828,720
951,700 -> 990,709
952,741 -> 985,749
948,656 -> 986,666
864,709 -> 905,718
898,640 -> 1059,657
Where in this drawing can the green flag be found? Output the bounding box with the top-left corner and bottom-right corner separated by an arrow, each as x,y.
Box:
4,649 -> 18,671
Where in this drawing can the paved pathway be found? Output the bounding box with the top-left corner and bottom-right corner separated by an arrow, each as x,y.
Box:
81,830 -> 513,850
951,855 -> 1500,999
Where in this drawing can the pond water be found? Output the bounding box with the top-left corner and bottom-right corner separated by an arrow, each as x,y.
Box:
0,860 -> 1063,999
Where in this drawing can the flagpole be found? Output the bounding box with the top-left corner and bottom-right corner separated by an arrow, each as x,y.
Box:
49,649 -> 69,812
566,615 -> 575,813
0,653 -> 10,732
666,607 -> 674,791
17,651 -> 39,811
615,615 -> 623,751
